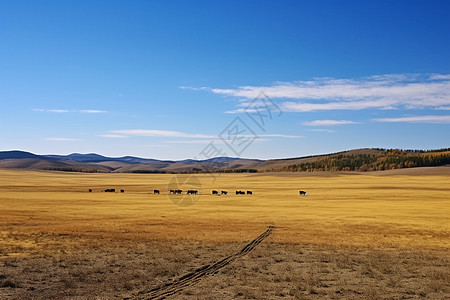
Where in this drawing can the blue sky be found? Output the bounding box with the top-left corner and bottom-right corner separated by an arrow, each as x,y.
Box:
1,0 -> 449,160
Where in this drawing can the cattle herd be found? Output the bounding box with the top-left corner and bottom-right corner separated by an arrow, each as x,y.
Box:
235,190 -> 252,195
99,188 -> 125,193
88,188 -> 308,195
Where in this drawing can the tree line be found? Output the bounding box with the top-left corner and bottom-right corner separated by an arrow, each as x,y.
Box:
274,151 -> 450,172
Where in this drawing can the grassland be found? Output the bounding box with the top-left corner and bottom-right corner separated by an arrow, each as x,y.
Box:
0,169 -> 449,299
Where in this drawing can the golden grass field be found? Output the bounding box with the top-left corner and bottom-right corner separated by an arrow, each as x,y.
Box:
0,168 -> 449,299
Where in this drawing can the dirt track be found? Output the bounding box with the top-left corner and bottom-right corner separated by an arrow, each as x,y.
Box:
129,226 -> 274,300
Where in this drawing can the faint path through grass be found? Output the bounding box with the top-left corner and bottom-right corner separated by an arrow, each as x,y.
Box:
128,226 -> 274,300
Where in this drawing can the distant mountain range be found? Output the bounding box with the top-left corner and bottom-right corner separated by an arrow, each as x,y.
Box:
0,148 -> 449,173
0,150 -> 262,173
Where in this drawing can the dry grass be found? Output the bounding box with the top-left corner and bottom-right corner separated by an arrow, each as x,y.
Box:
0,169 -> 449,299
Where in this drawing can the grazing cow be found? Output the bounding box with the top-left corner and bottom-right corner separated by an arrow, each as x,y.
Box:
299,190 -> 307,195
221,190 -> 227,195
187,190 -> 198,195
104,189 -> 110,192
120,189 -> 124,193
154,189 -> 160,194
212,190 -> 219,195
247,191 -> 252,195
111,188 -> 115,193
89,189 -> 92,192
174,189 -> 182,194
236,190 -> 245,195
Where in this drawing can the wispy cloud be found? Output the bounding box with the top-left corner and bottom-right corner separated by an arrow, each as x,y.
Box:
45,137 -> 80,141
34,109 -> 70,113
309,129 -> 336,132
80,110 -> 108,114
179,86 -> 210,91
373,115 -> 450,124
108,130 -> 303,140
258,134 -> 304,138
303,120 -> 359,126
200,73 -> 450,112
224,108 -> 258,114
97,134 -> 127,138
429,74 -> 450,80
34,109 -> 108,113
137,144 -> 168,148
165,139 -> 228,144
110,129 -> 215,138
164,138 -> 271,144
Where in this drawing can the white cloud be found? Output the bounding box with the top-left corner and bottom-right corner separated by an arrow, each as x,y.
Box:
34,109 -> 108,113
309,129 -> 336,132
47,109 -> 69,113
110,129 -> 215,138
165,138 -> 271,144
224,108 -> 259,114
165,139 -> 229,144
201,73 -> 450,112
435,106 -> 450,110
97,134 -> 127,138
373,115 -> 450,124
258,134 -> 304,138
80,110 -> 108,114
303,120 -> 359,126
34,109 -> 70,113
45,137 -> 80,141
429,74 -> 450,80
179,86 -> 210,91
107,130 -> 301,140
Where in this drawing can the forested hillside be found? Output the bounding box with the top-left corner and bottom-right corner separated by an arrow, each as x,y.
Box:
265,148 -> 450,172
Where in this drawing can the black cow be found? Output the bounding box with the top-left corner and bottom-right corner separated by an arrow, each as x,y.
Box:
236,190 -> 245,195
212,190 -> 219,195
120,189 -> 124,193
89,189 -> 92,192
221,190 -> 227,195
187,190 -> 198,195
174,189 -> 182,194
299,190 -> 307,195
154,189 -> 160,194
247,191 -> 252,195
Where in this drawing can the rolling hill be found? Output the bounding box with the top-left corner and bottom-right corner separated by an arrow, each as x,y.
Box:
0,148 -> 449,173
0,150 -> 261,173
254,148 -> 450,172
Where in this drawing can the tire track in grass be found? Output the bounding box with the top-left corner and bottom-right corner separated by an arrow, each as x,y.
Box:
128,226 -> 274,300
